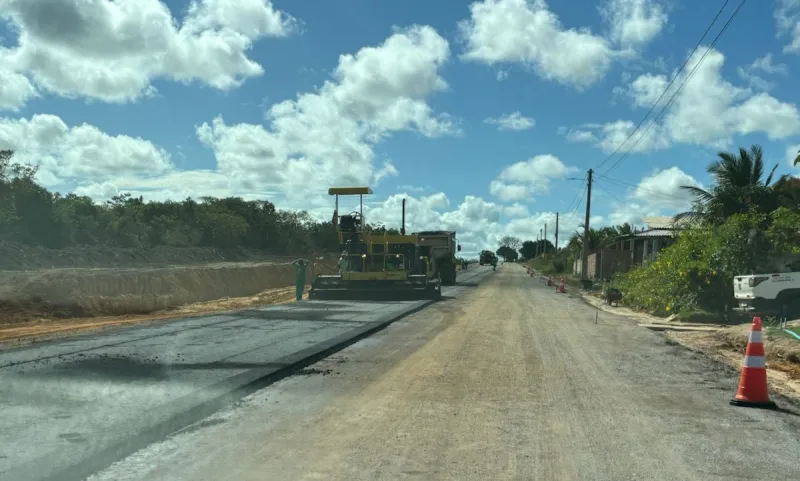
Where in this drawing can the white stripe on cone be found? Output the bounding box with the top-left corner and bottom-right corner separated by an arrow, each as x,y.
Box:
743,355 -> 766,369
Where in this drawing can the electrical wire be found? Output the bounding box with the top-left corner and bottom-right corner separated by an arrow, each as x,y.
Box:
593,0 -> 732,171
603,0 -> 747,176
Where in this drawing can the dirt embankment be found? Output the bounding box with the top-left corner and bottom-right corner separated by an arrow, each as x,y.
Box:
0,244 -> 338,343
0,241 -> 297,271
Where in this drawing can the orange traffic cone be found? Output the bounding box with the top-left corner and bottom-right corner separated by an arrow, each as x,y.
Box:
730,317 -> 776,409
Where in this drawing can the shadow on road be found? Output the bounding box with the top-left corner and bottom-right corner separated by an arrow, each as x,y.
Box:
25,356 -> 288,381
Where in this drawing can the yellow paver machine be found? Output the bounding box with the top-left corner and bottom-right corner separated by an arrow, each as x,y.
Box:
308,187 -> 442,301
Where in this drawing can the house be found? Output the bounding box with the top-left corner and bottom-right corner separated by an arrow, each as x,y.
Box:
574,216 -> 691,280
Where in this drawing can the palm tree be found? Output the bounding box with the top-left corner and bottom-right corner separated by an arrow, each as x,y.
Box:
676,145 -> 779,225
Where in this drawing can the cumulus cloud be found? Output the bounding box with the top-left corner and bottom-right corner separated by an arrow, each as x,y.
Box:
484,111 -> 535,130
737,54 -> 788,92
458,0 -> 616,89
601,167 -> 703,225
194,25 -> 457,207
787,143 -> 800,168
458,0 -> 665,89
489,154 -> 579,202
35,25 -> 457,215
566,47 -> 800,152
0,0 -> 297,109
365,192 -> 580,255
0,114 -> 173,185
776,0 -> 800,54
600,0 -> 668,47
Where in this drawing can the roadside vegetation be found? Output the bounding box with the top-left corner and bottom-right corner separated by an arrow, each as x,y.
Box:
615,145 -> 800,318
0,149 -> 404,265
517,145 -> 800,321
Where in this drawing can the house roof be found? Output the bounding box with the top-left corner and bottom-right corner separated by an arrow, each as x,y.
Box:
633,229 -> 678,238
642,216 -> 694,230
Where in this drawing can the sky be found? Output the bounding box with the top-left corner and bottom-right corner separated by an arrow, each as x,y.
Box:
1,0 -> 800,258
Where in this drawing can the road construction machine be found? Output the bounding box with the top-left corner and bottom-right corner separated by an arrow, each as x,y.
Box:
479,250 -> 496,266
415,231 -> 461,286
308,187 -> 442,301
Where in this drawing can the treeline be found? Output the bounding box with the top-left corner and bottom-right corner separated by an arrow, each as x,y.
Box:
0,150 -> 395,254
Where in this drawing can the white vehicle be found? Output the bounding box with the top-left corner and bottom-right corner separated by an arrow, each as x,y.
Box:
733,271 -> 800,316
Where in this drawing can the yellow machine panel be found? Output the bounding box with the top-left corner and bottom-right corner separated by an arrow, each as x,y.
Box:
328,187 -> 373,195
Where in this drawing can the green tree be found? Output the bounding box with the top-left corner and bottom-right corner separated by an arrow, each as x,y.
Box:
496,245 -> 518,262
677,145 -> 779,225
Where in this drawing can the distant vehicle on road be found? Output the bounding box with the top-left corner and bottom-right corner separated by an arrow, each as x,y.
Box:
479,250 -> 496,266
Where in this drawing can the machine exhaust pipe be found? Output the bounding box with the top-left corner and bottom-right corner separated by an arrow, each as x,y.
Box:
401,198 -> 406,235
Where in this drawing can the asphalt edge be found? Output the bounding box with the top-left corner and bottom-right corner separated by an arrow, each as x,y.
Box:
37,299 -> 436,481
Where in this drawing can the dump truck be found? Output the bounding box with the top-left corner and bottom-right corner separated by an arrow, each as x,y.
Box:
479,250 -> 496,266
308,187 -> 442,301
415,231 -> 461,286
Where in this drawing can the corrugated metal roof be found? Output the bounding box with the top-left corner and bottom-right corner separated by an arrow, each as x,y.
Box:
633,229 -> 676,238
643,216 -> 675,229
642,216 -> 694,230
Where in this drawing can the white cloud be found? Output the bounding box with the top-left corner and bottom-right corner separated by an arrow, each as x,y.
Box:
0,0 -> 297,109
484,111 -> 535,131
365,192 -> 579,255
776,0 -> 800,54
787,143 -> 800,168
458,0 -> 616,89
0,114 -> 173,185
737,54 -> 788,91
195,25 -> 457,206
603,167 -> 703,225
568,47 -> 800,153
490,154 -> 578,202
2,25 -> 459,216
600,0 -> 668,47
504,203 -> 530,217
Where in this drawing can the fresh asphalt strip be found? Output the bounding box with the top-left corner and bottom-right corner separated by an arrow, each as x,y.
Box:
0,267 -> 492,481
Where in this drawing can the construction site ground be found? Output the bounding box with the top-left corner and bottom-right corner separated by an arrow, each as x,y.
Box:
580,285 -> 800,399
1,267 -> 490,481
85,264 -> 800,481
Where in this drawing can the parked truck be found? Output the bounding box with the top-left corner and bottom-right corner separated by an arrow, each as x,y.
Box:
415,231 -> 461,286
733,271 -> 800,318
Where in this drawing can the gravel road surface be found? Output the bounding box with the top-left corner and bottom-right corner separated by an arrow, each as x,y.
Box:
90,264 -> 800,481
0,267 -> 492,481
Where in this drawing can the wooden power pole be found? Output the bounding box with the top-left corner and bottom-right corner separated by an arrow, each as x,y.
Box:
554,212 -> 559,253
543,224 -> 547,255
581,169 -> 593,282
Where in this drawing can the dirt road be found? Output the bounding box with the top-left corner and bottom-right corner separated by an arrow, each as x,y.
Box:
91,265 -> 800,481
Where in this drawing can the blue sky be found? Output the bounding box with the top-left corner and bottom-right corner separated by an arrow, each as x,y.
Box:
1,0 -> 800,256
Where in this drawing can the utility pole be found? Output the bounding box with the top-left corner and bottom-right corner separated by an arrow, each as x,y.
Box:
544,223 -> 547,256
555,212 -> 559,254
581,169 -> 593,282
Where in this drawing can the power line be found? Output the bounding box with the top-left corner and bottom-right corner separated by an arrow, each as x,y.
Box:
593,184 -> 625,204
564,173 -> 587,215
593,0 -> 731,172
604,0 -> 747,176
593,174 -> 686,203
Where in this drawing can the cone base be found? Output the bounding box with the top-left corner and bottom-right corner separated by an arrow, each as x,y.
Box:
729,398 -> 777,409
